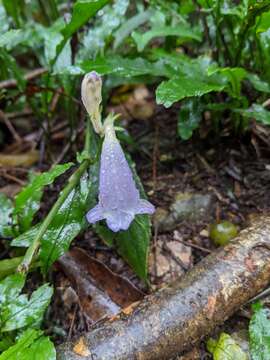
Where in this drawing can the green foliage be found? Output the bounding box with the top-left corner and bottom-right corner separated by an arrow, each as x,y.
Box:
1,0 -> 270,355
178,98 -> 203,140
132,24 -> 201,52
156,75 -> 225,108
0,275 -> 55,359
14,163 -> 73,232
96,215 -> 150,280
0,280 -> 53,332
249,302 -> 270,360
237,104 -> 270,125
207,333 -> 248,360
0,194 -> 13,238
0,329 -> 55,360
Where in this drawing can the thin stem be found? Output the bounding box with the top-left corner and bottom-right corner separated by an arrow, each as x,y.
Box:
48,0 -> 59,21
18,116 -> 95,273
18,158 -> 91,273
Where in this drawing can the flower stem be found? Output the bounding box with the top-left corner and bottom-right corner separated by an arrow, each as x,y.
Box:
18,158 -> 91,274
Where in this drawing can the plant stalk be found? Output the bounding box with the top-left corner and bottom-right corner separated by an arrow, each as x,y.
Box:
18,120 -> 93,273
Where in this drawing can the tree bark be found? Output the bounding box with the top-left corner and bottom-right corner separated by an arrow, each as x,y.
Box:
57,216 -> 270,360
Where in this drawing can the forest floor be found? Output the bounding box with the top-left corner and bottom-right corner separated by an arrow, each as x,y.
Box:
1,86 -> 270,358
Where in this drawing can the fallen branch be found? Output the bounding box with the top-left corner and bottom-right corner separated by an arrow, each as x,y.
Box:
0,68 -> 47,89
57,215 -> 270,360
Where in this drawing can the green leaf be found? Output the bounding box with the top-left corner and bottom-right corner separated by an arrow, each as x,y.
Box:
132,24 -> 202,52
247,73 -> 270,93
11,166 -> 98,272
178,98 -> 203,140
0,273 -> 25,306
96,215 -> 150,280
156,75 -> 225,108
0,329 -> 55,360
207,333 -> 248,360
256,11 -> 270,34
80,0 -> 129,58
216,67 -> 247,98
0,257 -> 24,281
69,56 -> 172,78
0,49 -> 25,90
0,283 -> 53,332
237,104 -> 270,124
249,302 -> 270,360
11,225 -> 39,248
0,329 -> 42,360
56,0 -> 109,58
19,335 -> 56,360
14,163 -> 73,232
0,29 -> 23,49
113,9 -> 154,49
39,168 -> 97,273
2,0 -> 24,27
0,193 -> 14,237
12,131 -> 100,272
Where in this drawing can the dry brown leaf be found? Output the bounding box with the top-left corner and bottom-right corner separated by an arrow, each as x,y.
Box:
0,184 -> 22,198
0,150 -> 39,167
108,85 -> 155,121
57,248 -> 144,322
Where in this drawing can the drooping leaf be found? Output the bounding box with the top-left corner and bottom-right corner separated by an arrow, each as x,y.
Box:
14,163 -> 73,232
0,283 -> 53,332
132,24 -> 202,52
113,9 -> 154,49
247,73 -> 270,93
178,98 -> 203,140
80,0 -> 129,58
0,49 -> 25,90
0,273 -> 25,305
156,75 -> 225,108
0,329 -> 55,360
0,193 -> 14,237
237,104 -> 270,124
207,333 -> 248,360
56,0 -> 109,58
249,302 -> 270,360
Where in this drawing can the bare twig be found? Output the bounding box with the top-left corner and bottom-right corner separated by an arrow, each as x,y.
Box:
0,68 -> 47,89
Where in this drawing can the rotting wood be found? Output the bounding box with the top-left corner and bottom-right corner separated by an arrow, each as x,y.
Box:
57,215 -> 270,360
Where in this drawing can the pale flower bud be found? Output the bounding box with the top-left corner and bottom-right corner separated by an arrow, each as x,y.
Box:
81,71 -> 103,135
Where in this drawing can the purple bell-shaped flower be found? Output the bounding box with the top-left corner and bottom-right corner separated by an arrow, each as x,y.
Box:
86,114 -> 155,232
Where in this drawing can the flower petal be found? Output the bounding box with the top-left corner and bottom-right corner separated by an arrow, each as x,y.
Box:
106,211 -> 134,232
135,199 -> 155,215
99,132 -> 140,211
86,204 -> 104,224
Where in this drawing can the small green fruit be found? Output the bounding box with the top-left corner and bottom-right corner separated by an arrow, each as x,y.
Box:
210,221 -> 238,246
